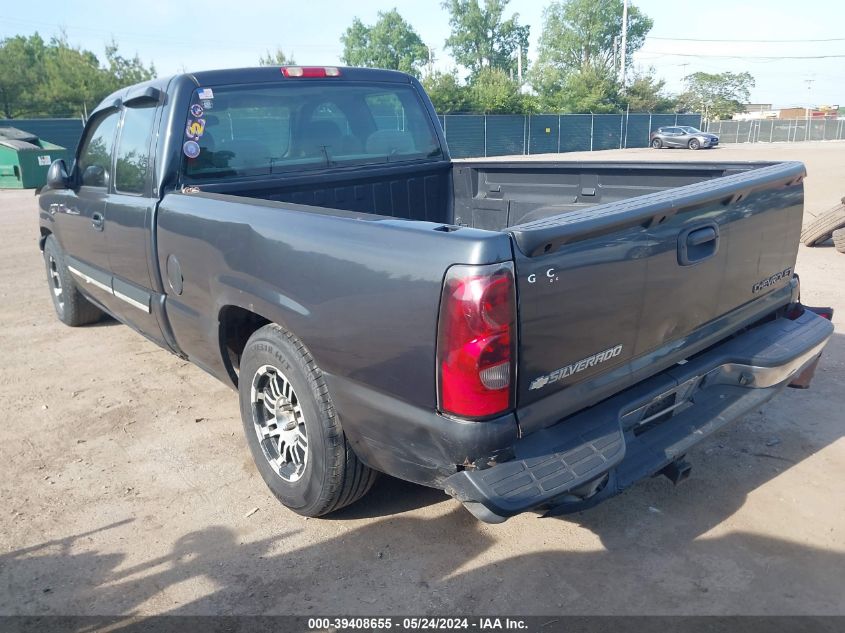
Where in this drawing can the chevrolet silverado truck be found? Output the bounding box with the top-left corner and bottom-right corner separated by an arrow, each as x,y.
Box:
38,66 -> 833,523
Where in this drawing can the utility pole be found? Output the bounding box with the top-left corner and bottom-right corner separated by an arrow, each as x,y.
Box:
805,78 -> 814,140
517,46 -> 523,85
428,46 -> 434,77
618,0 -> 629,87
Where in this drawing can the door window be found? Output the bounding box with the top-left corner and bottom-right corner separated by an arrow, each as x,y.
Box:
115,105 -> 157,194
77,111 -> 120,187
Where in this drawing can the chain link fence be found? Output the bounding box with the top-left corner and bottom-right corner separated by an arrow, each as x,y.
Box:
438,113 -> 703,158
7,114 -> 843,162
704,118 -> 845,144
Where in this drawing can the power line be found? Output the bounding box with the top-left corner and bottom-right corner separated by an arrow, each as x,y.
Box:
642,51 -> 845,60
648,35 -> 845,43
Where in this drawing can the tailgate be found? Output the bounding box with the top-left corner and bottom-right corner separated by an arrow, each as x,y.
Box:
510,161 -> 805,433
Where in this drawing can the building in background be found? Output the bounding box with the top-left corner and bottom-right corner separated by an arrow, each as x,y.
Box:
734,104 -> 840,120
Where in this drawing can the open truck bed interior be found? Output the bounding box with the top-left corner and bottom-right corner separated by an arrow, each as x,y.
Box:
184,159 -> 796,233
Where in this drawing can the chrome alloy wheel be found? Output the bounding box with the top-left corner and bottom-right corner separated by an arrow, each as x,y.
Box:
250,365 -> 308,482
48,254 -> 64,313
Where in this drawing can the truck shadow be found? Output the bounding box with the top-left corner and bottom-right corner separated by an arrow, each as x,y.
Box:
2,506 -> 842,617
2,341 -> 841,617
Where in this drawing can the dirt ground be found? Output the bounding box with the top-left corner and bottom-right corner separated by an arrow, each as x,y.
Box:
1,141 -> 843,616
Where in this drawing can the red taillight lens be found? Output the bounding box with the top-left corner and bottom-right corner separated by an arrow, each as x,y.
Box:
281,66 -> 341,78
437,263 -> 516,419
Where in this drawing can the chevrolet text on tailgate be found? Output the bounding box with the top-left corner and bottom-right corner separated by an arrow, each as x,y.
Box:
37,66 -> 834,523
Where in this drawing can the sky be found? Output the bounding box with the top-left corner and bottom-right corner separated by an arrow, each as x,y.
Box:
2,0 -> 844,109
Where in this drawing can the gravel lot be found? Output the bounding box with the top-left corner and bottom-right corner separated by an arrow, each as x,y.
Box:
1,141 -> 843,616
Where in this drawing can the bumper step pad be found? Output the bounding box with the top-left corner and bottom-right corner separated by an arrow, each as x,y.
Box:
444,414 -> 624,518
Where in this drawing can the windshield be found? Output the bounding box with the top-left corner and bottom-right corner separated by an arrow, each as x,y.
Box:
182,82 -> 442,180
680,126 -> 703,134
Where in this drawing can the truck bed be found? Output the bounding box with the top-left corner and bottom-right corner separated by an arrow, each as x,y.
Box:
187,159 -> 785,232
174,159 -> 806,432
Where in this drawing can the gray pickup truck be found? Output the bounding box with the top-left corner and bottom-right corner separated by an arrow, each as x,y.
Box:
38,66 -> 833,523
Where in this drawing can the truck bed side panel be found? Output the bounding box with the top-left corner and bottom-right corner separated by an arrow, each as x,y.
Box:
155,192 -> 513,411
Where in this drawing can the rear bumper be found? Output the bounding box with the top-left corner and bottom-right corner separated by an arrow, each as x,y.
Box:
444,309 -> 833,523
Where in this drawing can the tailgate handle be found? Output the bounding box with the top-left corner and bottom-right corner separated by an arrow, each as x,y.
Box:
678,224 -> 719,266
687,226 -> 716,246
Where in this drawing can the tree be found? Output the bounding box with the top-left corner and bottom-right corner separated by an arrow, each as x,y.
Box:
104,39 -> 156,88
259,48 -> 295,66
532,0 -> 652,112
442,0 -> 529,77
468,67 -> 525,113
535,0 -> 652,76
0,32 -> 156,118
677,71 -> 754,120
341,10 -> 428,77
0,34 -> 46,118
624,69 -> 675,112
38,34 -> 112,118
422,71 -> 471,113
559,66 -> 622,113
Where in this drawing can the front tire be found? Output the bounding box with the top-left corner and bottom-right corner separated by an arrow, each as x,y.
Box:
651,138 -> 662,149
238,324 -> 377,517
688,138 -> 701,150
42,235 -> 104,326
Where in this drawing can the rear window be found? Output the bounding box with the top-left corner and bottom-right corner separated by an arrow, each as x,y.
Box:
182,82 -> 442,180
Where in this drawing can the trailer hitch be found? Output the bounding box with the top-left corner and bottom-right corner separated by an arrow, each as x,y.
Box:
659,457 -> 692,485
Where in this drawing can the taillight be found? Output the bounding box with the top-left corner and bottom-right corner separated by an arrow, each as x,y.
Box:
437,262 -> 516,419
281,66 -> 341,78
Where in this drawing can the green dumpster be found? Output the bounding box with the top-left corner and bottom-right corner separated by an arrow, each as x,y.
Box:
0,127 -> 70,189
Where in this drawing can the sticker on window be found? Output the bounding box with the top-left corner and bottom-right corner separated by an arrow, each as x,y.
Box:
38,155 -> 51,166
189,103 -> 204,118
197,88 -> 214,100
183,140 -> 201,159
185,119 -> 206,140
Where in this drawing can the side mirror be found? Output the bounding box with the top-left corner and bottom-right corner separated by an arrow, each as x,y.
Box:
82,164 -> 107,188
46,159 -> 70,190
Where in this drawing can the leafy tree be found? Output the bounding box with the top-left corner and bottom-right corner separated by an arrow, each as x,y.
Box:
624,69 -> 675,112
422,71 -> 471,113
341,9 -> 428,77
38,34 -> 110,118
259,48 -> 295,66
0,32 -> 156,118
560,66 -> 621,113
535,0 -> 652,76
442,0 -> 529,77
103,39 -> 156,88
468,67 -> 525,113
0,34 -> 46,118
532,0 -> 652,112
676,71 -> 754,120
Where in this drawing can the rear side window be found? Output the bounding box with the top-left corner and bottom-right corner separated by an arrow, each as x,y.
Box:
115,105 -> 157,194
78,111 -> 120,187
183,82 -> 442,181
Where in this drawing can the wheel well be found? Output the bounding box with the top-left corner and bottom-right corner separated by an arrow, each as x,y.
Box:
39,228 -> 51,251
219,306 -> 271,384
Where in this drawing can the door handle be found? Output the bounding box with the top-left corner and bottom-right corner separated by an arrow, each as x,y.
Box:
678,223 -> 719,266
91,212 -> 105,231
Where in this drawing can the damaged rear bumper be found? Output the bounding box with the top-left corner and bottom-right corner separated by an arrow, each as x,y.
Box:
444,308 -> 834,523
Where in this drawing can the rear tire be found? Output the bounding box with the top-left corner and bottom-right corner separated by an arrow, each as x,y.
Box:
800,203 -> 845,246
238,323 -> 377,517
688,138 -> 700,150
43,235 -> 105,327
833,228 -> 845,254
651,138 -> 662,149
